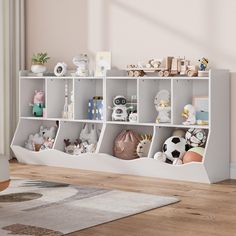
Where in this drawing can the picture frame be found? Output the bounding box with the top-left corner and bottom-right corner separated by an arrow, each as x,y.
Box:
95,51 -> 111,77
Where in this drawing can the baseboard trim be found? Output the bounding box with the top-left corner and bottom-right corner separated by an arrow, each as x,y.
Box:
230,163 -> 236,179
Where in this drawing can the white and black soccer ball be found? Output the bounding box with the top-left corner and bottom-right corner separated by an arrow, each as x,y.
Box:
162,136 -> 188,163
185,128 -> 207,147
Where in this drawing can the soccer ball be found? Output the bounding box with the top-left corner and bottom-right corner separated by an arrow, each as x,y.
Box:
185,128 -> 207,147
162,136 -> 188,163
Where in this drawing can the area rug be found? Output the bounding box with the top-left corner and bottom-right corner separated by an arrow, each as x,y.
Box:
0,179 -> 179,236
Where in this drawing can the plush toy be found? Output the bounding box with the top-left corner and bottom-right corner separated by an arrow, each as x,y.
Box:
183,147 -> 205,163
110,95 -> 128,121
154,90 -> 171,123
25,125 -> 58,151
39,125 -> 57,140
79,124 -> 98,145
154,152 -> 167,162
185,128 -> 207,147
154,136 -> 188,164
24,133 -> 44,151
31,90 -> 45,117
182,104 -> 196,125
64,139 -> 76,155
136,135 -> 152,158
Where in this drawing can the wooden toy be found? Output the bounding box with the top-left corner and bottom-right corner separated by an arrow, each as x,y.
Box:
126,57 -> 198,77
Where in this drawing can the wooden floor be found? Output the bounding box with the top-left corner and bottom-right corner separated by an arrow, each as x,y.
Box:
10,162 -> 236,236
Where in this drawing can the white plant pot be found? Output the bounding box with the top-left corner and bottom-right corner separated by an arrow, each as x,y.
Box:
31,64 -> 47,74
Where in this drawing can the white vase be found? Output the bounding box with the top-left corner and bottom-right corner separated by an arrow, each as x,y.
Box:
31,64 -> 47,74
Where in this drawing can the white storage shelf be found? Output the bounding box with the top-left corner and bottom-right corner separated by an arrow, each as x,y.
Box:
11,70 -> 230,183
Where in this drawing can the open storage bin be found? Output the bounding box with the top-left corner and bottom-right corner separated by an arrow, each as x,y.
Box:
12,118 -> 58,148
98,123 -> 153,157
54,121 -> 103,153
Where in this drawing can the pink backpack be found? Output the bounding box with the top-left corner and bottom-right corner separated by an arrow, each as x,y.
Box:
113,130 -> 140,160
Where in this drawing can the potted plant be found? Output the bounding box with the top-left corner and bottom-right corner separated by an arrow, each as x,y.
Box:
31,52 -> 50,74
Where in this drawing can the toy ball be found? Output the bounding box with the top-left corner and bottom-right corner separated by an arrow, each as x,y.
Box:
185,128 -> 207,147
172,129 -> 185,138
163,136 -> 188,163
183,147 -> 205,164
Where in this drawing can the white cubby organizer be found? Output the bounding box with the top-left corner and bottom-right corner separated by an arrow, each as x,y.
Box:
11,69 -> 230,183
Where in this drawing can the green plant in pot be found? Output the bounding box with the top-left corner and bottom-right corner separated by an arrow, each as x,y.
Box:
31,52 -> 50,74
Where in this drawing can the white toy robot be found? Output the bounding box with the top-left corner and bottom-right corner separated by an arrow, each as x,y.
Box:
111,95 -> 128,121
154,90 -> 171,123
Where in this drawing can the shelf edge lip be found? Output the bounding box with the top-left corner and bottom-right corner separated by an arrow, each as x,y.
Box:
18,117 -> 209,129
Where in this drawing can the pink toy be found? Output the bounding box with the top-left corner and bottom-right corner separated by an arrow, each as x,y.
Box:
34,90 -> 45,104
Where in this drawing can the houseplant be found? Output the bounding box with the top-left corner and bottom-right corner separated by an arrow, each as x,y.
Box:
31,52 -> 50,74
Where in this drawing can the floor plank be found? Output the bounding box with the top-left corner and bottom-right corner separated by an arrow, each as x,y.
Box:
9,161 -> 236,236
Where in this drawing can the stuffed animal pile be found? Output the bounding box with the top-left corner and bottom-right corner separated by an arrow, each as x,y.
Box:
24,125 -> 58,151
64,124 -> 99,155
154,128 -> 207,165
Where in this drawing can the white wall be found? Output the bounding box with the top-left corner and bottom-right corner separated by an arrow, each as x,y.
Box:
26,0 -> 236,165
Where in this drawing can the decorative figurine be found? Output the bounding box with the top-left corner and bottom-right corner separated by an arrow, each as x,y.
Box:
110,95 -> 128,121
182,104 -> 196,125
31,90 -> 45,117
198,57 -> 209,77
129,111 -> 138,123
73,54 -> 89,77
62,80 -> 69,119
154,90 -> 171,123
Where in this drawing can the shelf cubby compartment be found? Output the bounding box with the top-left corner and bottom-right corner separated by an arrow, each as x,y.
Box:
172,78 -> 209,125
46,78 -> 73,119
106,78 -> 137,122
74,78 -> 103,120
20,78 -> 45,117
98,123 -> 153,158
11,118 -> 58,148
149,126 -> 209,163
138,78 -> 172,124
54,120 -> 103,153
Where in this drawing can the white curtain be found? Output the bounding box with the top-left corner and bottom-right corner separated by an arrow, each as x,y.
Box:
0,0 -> 25,158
